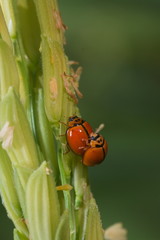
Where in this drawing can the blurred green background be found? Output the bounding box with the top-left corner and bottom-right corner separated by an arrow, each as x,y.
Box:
1,0 -> 160,239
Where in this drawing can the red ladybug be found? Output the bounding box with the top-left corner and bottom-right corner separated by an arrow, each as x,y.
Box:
66,116 -> 93,155
82,132 -> 108,166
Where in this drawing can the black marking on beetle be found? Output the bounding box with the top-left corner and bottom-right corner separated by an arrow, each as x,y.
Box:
69,116 -> 78,121
73,119 -> 85,126
81,122 -> 90,137
95,138 -> 104,148
68,116 -> 85,127
90,134 -> 100,141
102,146 -> 106,159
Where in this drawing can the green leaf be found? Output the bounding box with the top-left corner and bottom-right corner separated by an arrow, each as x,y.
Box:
0,87 -> 39,169
26,161 -> 60,240
0,39 -> 19,99
55,210 -> 70,240
14,229 -> 29,240
0,147 -> 28,237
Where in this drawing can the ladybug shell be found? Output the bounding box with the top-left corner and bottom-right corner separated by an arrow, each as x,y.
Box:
66,121 -> 93,155
82,138 -> 108,166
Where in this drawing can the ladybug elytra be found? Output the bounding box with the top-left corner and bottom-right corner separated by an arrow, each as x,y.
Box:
66,116 -> 93,155
82,133 -> 108,166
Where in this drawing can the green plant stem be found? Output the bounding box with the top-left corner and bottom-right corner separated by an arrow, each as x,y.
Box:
56,133 -> 76,240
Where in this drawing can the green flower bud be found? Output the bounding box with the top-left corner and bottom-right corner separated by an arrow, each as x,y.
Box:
85,198 -> 104,240
0,0 -> 32,113
14,0 -> 41,65
0,0 -> 16,38
41,38 -> 66,122
75,204 -> 88,240
33,0 -> 63,44
55,210 -> 69,240
33,0 -> 78,123
0,6 -> 12,47
26,161 -> 60,240
0,87 -> 39,169
13,165 -> 33,218
0,147 -> 28,237
0,39 -> 19,99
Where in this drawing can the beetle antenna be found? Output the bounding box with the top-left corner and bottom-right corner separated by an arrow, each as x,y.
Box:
95,123 -> 105,134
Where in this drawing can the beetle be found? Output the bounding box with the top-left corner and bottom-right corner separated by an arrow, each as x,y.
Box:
66,116 -> 93,155
82,132 -> 108,166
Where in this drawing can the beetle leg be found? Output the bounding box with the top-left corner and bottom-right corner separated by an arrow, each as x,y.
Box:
59,121 -> 68,126
78,145 -> 89,152
59,134 -> 65,137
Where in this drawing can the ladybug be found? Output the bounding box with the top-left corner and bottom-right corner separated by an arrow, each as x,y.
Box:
82,132 -> 108,166
66,116 -> 93,155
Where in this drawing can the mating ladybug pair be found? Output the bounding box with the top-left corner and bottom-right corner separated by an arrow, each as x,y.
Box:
66,116 -> 108,166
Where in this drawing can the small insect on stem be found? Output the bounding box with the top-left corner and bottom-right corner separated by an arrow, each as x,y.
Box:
56,184 -> 73,191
